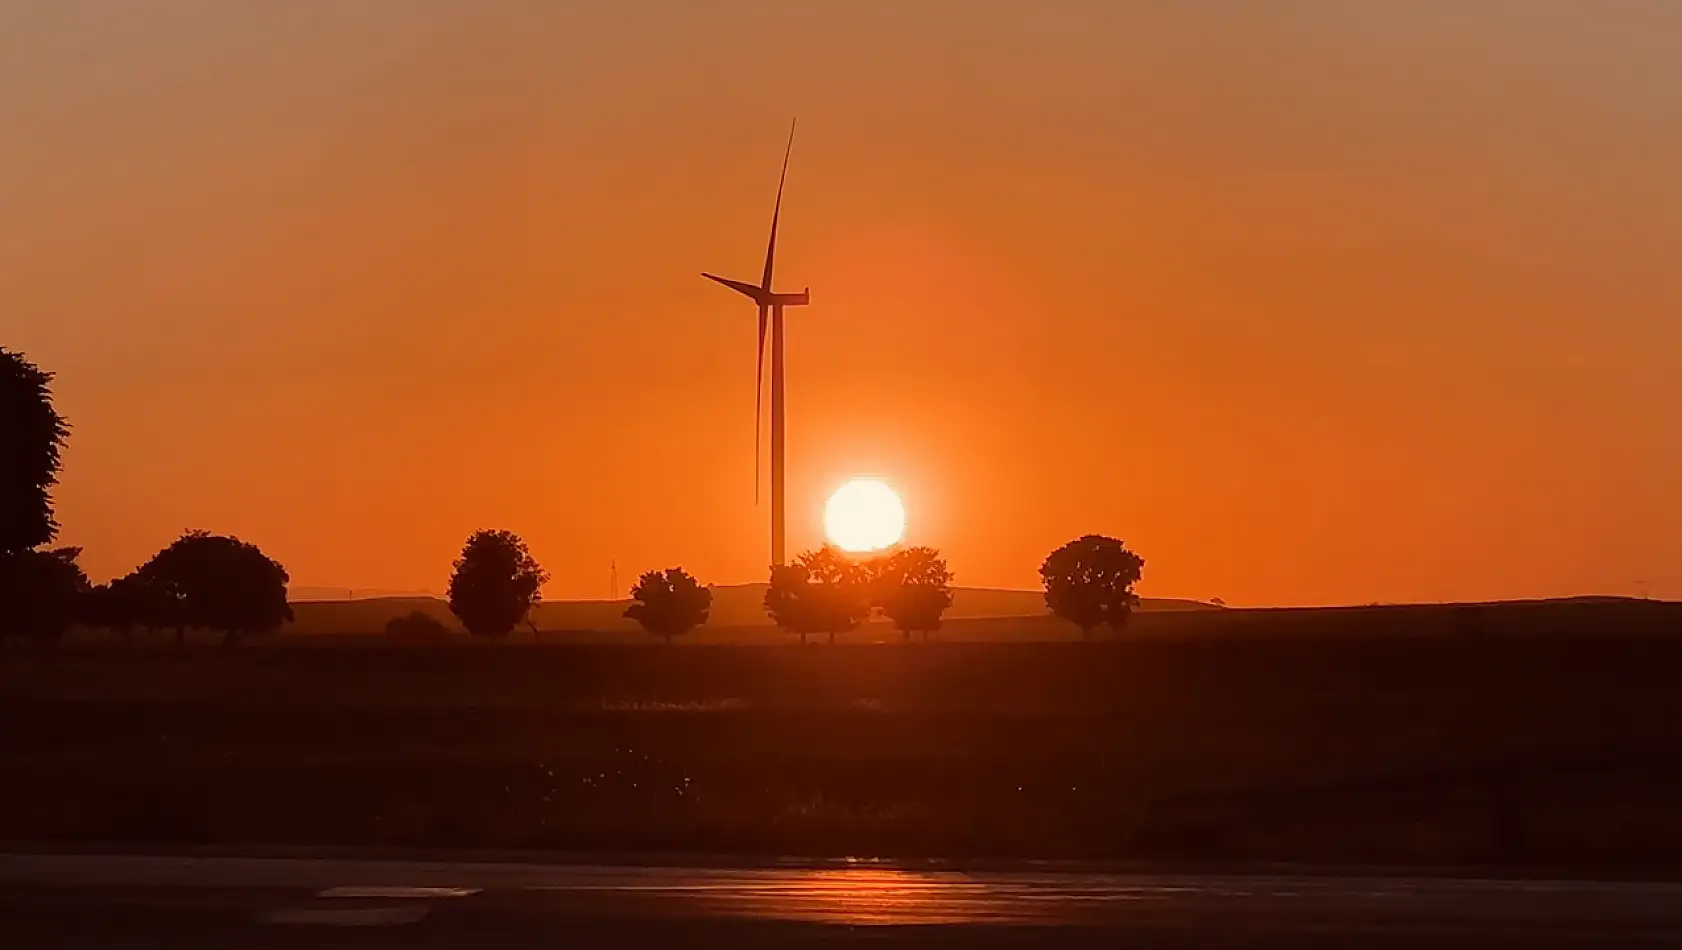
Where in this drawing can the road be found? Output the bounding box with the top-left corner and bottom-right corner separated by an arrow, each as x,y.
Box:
3,853 -> 1682,947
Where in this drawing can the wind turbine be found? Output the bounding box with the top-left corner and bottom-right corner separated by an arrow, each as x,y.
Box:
703,121 -> 809,568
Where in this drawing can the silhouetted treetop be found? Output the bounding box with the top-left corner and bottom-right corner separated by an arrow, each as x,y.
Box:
765,546 -> 871,644
0,546 -> 88,642
763,563 -> 823,645
136,531 -> 293,645
0,348 -> 69,555
625,567 -> 712,644
82,573 -> 162,640
1040,534 -> 1145,638
869,545 -> 955,641
447,529 -> 548,639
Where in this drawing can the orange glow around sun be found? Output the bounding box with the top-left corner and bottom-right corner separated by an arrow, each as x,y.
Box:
823,478 -> 907,553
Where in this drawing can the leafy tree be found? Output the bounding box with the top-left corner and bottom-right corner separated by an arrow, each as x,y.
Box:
0,547 -> 89,643
136,531 -> 293,646
800,546 -> 872,644
625,567 -> 712,644
385,609 -> 451,641
125,569 -> 191,644
83,573 -> 160,643
1039,534 -> 1145,638
0,349 -> 70,555
447,529 -> 548,639
763,564 -> 824,645
869,545 -> 954,642
764,546 -> 870,644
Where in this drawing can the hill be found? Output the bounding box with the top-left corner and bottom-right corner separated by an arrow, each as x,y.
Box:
289,586 -> 435,602
286,585 -> 1216,637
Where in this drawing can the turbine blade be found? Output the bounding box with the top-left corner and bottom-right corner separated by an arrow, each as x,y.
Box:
755,304 -> 767,505
703,273 -> 767,301
760,119 -> 796,291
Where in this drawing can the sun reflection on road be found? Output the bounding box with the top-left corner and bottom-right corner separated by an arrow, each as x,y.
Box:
695,869 -> 1010,925
528,865 -> 1183,925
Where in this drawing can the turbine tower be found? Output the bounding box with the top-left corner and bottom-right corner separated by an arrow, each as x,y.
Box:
703,121 -> 809,568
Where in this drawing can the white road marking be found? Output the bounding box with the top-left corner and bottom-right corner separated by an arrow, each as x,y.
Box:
317,885 -> 480,899
261,905 -> 430,926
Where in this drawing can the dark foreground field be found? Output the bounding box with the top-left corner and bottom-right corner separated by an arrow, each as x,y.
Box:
3,601 -> 1680,869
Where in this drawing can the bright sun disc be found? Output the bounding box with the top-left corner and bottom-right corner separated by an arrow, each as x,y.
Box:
824,478 -> 906,553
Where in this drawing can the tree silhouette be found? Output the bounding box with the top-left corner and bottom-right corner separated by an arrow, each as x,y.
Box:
802,546 -> 873,644
763,563 -> 823,645
83,573 -> 161,643
764,546 -> 870,644
447,529 -> 548,639
0,546 -> 89,643
0,349 -> 70,555
869,545 -> 954,642
625,567 -> 712,644
1039,534 -> 1145,638
136,531 -> 293,646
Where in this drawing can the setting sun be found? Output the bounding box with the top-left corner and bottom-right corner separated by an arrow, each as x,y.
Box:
823,478 -> 906,553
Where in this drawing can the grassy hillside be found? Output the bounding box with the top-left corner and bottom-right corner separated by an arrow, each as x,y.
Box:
286,585 -> 1217,637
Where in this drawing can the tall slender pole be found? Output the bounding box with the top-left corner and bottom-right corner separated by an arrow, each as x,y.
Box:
770,304 -> 786,567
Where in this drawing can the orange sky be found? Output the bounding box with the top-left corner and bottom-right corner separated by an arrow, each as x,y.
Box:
4,2 -> 1680,605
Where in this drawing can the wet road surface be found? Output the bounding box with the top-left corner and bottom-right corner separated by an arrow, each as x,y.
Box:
3,853 -> 1682,947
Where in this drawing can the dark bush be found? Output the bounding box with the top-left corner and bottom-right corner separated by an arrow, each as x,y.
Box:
385,610 -> 451,642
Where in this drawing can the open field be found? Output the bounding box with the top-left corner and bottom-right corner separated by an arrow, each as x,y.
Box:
4,600 -> 1681,868
280,592 -> 1672,644
282,584 -> 1216,639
